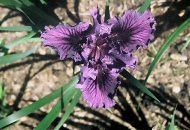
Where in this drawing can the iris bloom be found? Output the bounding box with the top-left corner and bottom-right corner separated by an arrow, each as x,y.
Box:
41,7 -> 156,108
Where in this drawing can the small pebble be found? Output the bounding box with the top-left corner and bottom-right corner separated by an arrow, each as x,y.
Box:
172,86 -> 181,93
170,53 -> 187,61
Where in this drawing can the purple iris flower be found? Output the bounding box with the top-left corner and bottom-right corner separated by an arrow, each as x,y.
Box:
41,7 -> 156,108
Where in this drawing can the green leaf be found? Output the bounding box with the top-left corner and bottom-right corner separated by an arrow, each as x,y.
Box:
0,76 -> 79,129
16,7 -> 36,25
0,26 -> 32,32
4,31 -> 38,49
39,0 -> 47,5
0,47 -> 37,65
121,70 -> 160,102
18,0 -> 59,25
138,0 -> 151,13
107,108 -> 113,113
0,40 -> 8,56
166,107 -> 177,130
35,86 -> 77,130
0,0 -> 59,26
0,82 -> 4,100
104,0 -> 110,21
54,89 -> 81,130
144,18 -> 190,84
0,0 -> 21,9
181,35 -> 190,51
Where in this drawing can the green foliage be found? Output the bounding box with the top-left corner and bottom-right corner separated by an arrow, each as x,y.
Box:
121,70 -> 160,102
0,0 -> 59,26
0,0 -> 22,9
0,39 -> 8,56
0,76 -> 79,129
181,35 -> 190,51
39,0 -> 47,5
144,18 -> 190,84
4,31 -> 40,49
0,82 -> 12,120
138,0 -> 151,13
0,31 -> 38,66
166,108 -> 179,130
0,82 -> 5,102
104,0 -> 110,21
0,47 -> 37,65
54,90 -> 82,130
35,86 -> 79,130
0,25 -> 32,32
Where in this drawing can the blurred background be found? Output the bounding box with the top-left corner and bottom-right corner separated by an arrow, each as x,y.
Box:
0,0 -> 190,129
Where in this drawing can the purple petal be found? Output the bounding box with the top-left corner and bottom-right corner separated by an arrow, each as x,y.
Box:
111,52 -> 138,69
81,65 -> 98,80
99,23 -> 113,35
41,22 -> 91,61
102,55 -> 114,65
109,10 -> 156,53
90,7 -> 107,34
90,7 -> 101,25
77,68 -> 119,108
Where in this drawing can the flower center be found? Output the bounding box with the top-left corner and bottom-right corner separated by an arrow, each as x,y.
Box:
90,36 -> 108,61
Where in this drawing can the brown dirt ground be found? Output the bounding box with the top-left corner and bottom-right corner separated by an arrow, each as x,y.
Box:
0,0 -> 190,130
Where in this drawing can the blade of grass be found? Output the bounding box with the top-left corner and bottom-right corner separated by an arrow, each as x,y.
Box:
54,89 -> 82,130
39,0 -> 47,5
104,0 -> 110,21
166,107 -> 177,130
0,26 -> 32,32
138,0 -> 151,13
181,35 -> 190,51
0,76 -> 79,128
35,87 -> 77,130
0,82 -> 4,100
121,70 -> 160,102
16,7 -> 36,25
19,0 -> 59,25
0,47 -> 37,65
0,0 -> 21,9
144,18 -> 190,84
4,31 -> 37,49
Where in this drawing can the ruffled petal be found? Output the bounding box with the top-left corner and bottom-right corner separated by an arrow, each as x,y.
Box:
90,7 -> 101,26
41,22 -> 91,61
110,52 -> 138,69
99,23 -> 113,35
81,66 -> 98,80
109,10 -> 156,53
101,48 -> 137,70
76,68 -> 119,108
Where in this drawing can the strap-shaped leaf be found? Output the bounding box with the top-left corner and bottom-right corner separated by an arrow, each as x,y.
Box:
4,31 -> 38,49
35,86 -> 77,130
104,0 -> 110,21
181,35 -> 190,51
0,47 -> 37,65
144,18 -> 190,83
138,0 -> 151,13
166,107 -> 177,130
121,70 -> 159,102
0,76 -> 79,128
0,0 -> 21,9
19,0 -> 59,25
54,89 -> 81,130
0,26 -> 32,32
